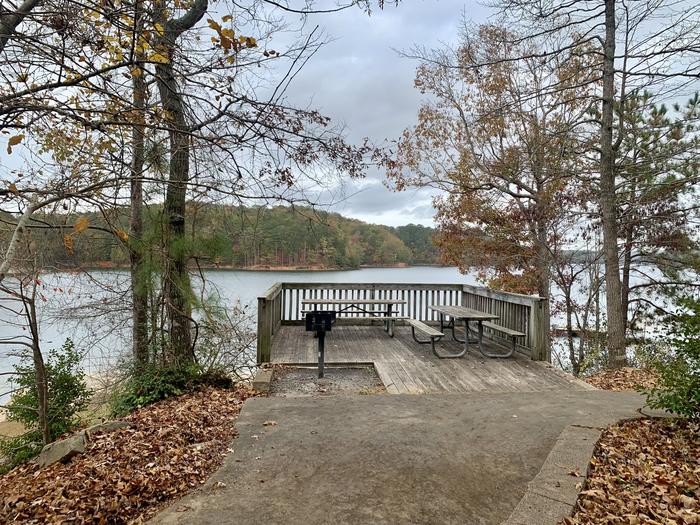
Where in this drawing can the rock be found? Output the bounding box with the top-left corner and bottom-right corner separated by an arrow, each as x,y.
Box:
86,420 -> 131,435
33,421 -> 130,468
252,368 -> 273,393
35,432 -> 86,467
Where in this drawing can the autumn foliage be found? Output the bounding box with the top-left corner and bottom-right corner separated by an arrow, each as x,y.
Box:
387,25 -> 596,298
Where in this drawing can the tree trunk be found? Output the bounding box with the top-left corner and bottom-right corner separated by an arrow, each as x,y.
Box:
0,0 -> 43,54
599,0 -> 627,368
621,225 -> 633,331
534,212 -> 551,357
27,293 -> 49,444
564,283 -> 579,375
155,58 -> 193,364
153,0 -> 207,365
129,4 -> 149,366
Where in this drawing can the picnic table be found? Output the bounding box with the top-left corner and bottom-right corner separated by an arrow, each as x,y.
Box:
429,305 -> 500,358
301,298 -> 406,337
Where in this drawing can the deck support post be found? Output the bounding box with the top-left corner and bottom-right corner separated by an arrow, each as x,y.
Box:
257,296 -> 271,363
528,298 -> 550,361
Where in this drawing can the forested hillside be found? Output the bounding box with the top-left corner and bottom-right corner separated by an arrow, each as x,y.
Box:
25,205 -> 440,270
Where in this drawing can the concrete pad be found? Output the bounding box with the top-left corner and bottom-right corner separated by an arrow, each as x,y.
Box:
505,425 -> 601,525
152,390 -> 649,525
525,426 -> 600,505
505,491 -> 573,525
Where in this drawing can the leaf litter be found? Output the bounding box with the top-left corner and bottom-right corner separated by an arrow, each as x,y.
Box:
584,367 -> 659,391
563,418 -> 699,525
0,385 -> 256,524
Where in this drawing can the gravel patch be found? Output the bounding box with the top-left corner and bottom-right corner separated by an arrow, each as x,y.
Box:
270,366 -> 385,397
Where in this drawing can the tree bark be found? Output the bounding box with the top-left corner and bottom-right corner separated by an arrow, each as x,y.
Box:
599,0 -> 628,368
0,0 -> 42,54
535,217 -> 552,356
621,223 -> 633,331
155,60 -> 193,364
153,0 -> 207,365
129,5 -> 149,366
26,286 -> 49,444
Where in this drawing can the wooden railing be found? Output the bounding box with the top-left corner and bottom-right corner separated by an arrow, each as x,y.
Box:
256,282 -> 284,364
256,282 -> 549,363
462,284 -> 549,361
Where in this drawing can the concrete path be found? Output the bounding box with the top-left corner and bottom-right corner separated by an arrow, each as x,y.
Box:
152,391 -> 649,525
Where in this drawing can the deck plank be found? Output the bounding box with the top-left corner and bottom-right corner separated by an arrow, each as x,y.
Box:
270,325 -> 586,394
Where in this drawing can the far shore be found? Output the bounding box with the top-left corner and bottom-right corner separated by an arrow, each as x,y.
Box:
25,262 -> 449,273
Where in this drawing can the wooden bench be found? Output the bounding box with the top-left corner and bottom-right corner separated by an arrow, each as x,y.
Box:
481,321 -> 525,358
406,319 -> 444,355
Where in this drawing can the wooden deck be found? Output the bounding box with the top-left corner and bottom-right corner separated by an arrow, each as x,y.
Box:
270,325 -> 589,394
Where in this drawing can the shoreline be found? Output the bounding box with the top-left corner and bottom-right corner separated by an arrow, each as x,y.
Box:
27,263 -> 450,274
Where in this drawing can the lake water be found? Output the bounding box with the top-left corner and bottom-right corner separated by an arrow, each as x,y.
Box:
2,263 -> 668,403
0,267 -> 476,401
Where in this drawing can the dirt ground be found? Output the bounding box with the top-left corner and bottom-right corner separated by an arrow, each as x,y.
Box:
269,366 -> 386,397
0,420 -> 24,438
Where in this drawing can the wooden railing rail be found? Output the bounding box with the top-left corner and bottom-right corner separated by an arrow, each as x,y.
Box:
256,283 -> 283,363
256,282 -> 550,363
278,282 -> 464,323
461,284 -> 549,361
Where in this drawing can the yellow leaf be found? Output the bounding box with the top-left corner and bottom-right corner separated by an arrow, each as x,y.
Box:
131,67 -> 142,77
6,134 -> 24,154
8,182 -> 18,194
208,18 -> 221,32
150,52 -> 168,64
154,23 -> 165,36
74,216 -> 89,233
222,15 -> 233,22
116,229 -> 129,242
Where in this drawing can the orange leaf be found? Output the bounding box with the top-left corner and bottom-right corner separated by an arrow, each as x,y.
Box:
73,216 -> 89,233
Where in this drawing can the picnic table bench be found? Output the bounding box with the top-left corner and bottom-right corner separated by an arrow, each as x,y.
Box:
481,321 -> 526,358
406,319 -> 445,355
301,299 -> 406,337
427,305 -> 523,358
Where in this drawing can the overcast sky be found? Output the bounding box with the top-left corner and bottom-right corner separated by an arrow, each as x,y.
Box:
276,1 -> 493,227
0,1 -> 494,228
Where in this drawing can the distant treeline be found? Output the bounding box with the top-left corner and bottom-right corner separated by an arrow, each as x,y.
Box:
17,205 -> 441,270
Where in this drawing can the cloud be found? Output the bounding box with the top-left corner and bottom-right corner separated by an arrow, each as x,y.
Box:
272,1 -> 492,226
329,178 -> 439,227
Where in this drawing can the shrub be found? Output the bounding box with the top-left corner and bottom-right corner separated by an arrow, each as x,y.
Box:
645,296 -> 700,419
0,339 -> 90,472
195,296 -> 256,381
109,363 -> 232,417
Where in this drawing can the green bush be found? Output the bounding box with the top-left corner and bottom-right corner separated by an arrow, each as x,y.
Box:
110,363 -> 232,417
645,296 -> 700,419
0,339 -> 90,472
